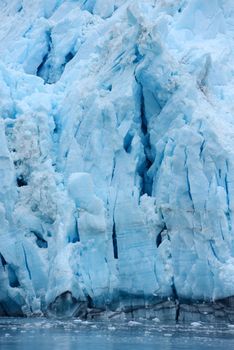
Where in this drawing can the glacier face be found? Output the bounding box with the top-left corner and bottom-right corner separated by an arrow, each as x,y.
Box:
0,0 -> 234,317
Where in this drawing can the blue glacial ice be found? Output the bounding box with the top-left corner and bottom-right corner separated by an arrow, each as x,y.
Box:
1,0 -> 234,318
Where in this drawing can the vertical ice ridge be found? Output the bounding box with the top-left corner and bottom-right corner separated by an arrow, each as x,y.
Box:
112,218 -> 118,260
184,147 -> 195,211
22,245 -> 32,281
138,84 -> 153,197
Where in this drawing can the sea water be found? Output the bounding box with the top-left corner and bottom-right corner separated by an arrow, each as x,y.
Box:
0,318 -> 234,350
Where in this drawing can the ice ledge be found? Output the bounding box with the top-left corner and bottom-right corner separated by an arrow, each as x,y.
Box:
1,291 -> 234,323
6,292 -> 230,324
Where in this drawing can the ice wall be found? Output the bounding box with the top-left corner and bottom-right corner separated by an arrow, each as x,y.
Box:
0,0 -> 234,317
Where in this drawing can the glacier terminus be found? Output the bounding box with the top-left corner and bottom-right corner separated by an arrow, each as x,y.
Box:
1,0 -> 234,322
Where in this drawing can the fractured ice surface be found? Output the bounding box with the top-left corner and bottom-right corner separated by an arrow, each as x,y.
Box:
1,0 -> 234,317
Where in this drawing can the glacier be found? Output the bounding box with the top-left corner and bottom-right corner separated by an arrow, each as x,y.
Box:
0,0 -> 234,321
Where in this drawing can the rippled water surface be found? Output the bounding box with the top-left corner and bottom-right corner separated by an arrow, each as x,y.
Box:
1,318 -> 234,350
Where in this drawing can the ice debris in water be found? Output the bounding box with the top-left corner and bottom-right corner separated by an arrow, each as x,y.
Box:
0,0 -> 234,319
191,322 -> 202,327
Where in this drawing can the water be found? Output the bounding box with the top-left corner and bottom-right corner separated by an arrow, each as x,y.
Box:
1,318 -> 234,350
